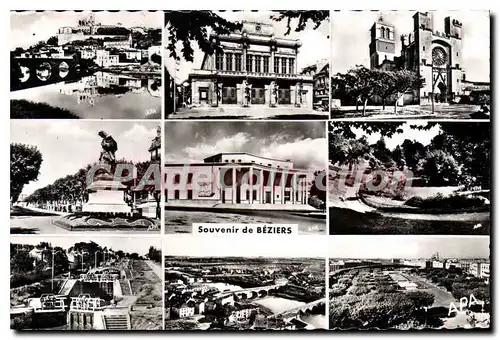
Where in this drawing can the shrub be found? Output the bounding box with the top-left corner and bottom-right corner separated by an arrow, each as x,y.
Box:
405,194 -> 487,210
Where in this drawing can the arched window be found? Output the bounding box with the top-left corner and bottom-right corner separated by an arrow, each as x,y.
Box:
380,27 -> 385,39
386,28 -> 391,40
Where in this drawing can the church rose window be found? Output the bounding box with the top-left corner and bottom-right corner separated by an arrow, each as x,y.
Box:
432,47 -> 448,66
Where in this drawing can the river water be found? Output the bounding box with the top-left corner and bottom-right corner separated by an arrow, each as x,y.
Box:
11,71 -> 161,119
205,282 -> 242,292
254,296 -> 326,329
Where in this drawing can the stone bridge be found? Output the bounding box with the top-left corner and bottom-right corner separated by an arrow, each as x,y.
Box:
268,298 -> 325,320
219,283 -> 285,300
11,56 -> 79,91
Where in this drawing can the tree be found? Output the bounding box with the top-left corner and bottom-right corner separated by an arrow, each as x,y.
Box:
401,139 -> 426,172
10,143 -> 43,203
421,149 -> 462,186
390,70 -> 424,114
11,251 -> 34,273
333,66 -> 382,115
46,36 -> 58,46
165,11 -> 243,62
405,291 -> 435,309
392,145 -> 406,170
372,70 -> 396,111
165,10 -> 329,62
270,11 -> 329,35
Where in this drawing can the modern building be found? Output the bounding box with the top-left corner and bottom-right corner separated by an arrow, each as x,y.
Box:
189,21 -> 314,110
369,12 -> 467,104
164,152 -> 311,207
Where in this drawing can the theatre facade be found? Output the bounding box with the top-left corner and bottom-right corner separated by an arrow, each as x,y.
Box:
164,153 -> 311,207
189,21 -> 314,110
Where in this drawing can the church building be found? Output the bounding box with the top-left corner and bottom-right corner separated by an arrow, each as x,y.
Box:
189,21 -> 314,110
370,12 -> 465,104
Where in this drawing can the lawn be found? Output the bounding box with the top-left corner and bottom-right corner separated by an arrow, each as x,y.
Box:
129,260 -> 162,307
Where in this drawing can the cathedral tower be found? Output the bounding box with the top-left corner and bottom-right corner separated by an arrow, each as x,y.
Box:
369,14 -> 396,69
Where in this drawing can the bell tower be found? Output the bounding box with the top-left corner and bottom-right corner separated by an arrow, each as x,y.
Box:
369,13 -> 396,69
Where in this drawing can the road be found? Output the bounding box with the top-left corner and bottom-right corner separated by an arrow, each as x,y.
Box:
145,260 -> 162,279
11,215 -> 159,235
331,104 -> 487,120
405,274 -> 457,308
169,107 -> 328,120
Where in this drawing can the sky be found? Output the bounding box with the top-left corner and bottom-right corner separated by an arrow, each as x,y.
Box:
164,10 -> 330,84
329,236 -> 490,259
165,235 -> 326,258
330,121 -> 441,151
10,11 -> 163,50
10,236 -> 160,255
164,121 -> 326,170
331,10 -> 490,82
11,121 -> 159,196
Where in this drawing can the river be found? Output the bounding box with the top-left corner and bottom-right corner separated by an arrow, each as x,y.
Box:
11,71 -> 161,119
253,296 -> 326,329
205,282 -> 242,292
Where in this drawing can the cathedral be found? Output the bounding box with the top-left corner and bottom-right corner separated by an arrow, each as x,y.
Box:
370,12 -> 465,104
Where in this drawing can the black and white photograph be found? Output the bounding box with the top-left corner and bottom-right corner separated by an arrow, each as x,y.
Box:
10,11 -> 162,119
164,121 -> 327,234
330,11 -> 490,119
10,236 -> 163,330
10,120 -> 161,234
328,121 -> 490,235
164,10 -> 330,119
163,236 -> 326,330
329,236 -> 490,330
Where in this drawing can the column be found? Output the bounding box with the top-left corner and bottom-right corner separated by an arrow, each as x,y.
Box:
232,167 -> 236,204
261,169 -> 266,204
251,56 -> 255,73
277,57 -> 281,74
260,56 -> 264,74
271,171 -> 275,204
232,54 -> 236,72
249,167 -> 254,204
222,53 -> 227,71
270,50 -> 275,74
283,58 -> 288,75
291,173 -> 297,204
281,172 -> 286,204
242,48 -> 247,73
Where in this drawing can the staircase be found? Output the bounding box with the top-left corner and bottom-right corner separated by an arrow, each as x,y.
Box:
119,279 -> 132,295
103,314 -> 130,330
58,279 -> 77,295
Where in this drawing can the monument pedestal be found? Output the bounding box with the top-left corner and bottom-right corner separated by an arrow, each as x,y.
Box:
82,179 -> 131,213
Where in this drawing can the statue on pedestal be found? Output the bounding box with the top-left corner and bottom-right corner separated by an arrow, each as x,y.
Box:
98,131 -> 117,165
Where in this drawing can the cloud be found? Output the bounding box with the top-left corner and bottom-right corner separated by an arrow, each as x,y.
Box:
46,122 -> 94,139
123,124 -> 157,141
183,132 -> 252,161
261,137 -> 327,170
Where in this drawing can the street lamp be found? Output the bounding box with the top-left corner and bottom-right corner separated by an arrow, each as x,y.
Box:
75,251 -> 89,272
50,248 -> 63,293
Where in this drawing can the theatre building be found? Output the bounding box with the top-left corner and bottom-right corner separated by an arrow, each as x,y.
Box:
164,153 -> 311,207
189,21 -> 314,109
